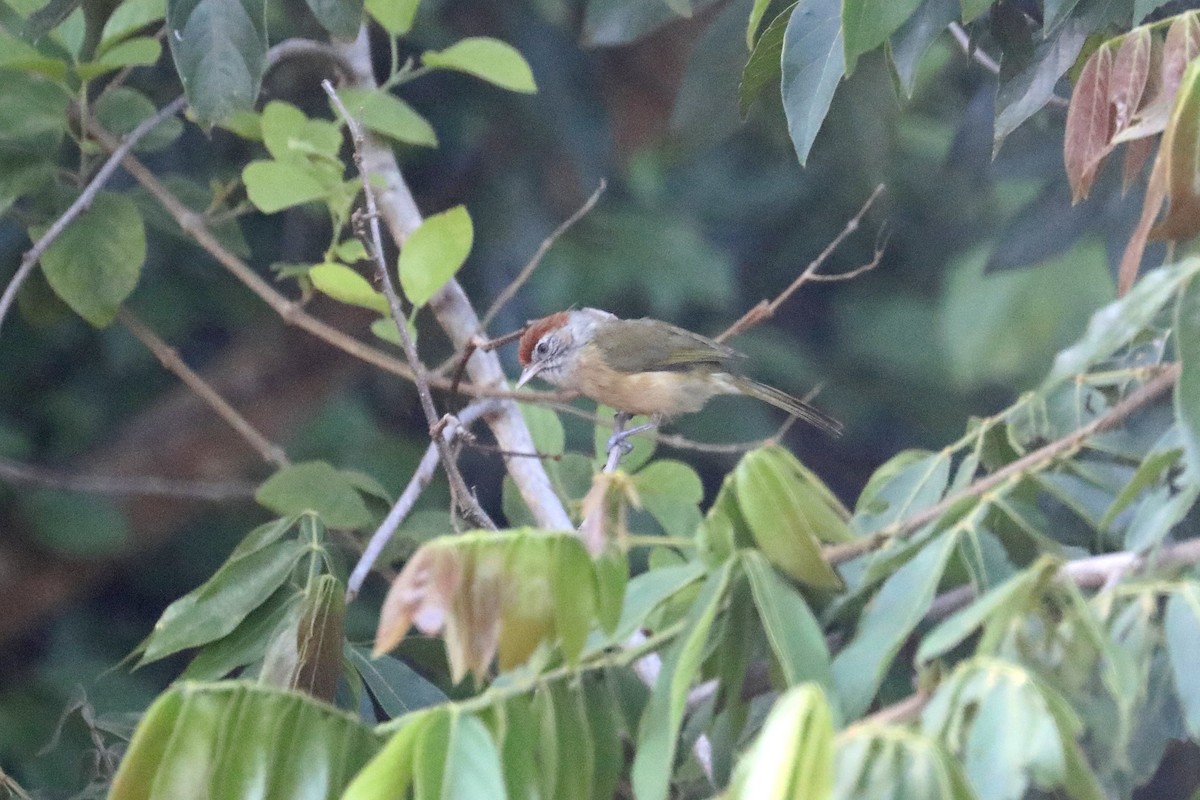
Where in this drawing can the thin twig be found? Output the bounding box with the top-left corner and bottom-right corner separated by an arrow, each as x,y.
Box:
83,113 -> 567,407
0,96 -> 186,337
324,79 -> 494,531
718,184 -> 886,343
480,179 -> 607,329
445,328 -> 527,399
946,21 -> 1068,108
824,364 -> 1181,565
347,399 -> 501,598
0,455 -> 257,500
118,308 -> 290,468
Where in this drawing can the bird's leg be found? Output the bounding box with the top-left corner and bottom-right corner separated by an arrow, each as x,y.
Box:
606,412 -> 658,456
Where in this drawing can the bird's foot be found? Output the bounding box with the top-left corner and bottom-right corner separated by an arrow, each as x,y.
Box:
606,421 -> 656,455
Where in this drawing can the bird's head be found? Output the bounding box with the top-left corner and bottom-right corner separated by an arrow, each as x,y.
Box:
516,308 -> 615,389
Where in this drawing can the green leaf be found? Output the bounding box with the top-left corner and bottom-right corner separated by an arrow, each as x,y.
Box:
781,0 -> 844,165
1176,274 -> 1200,473
345,711 -> 436,799
260,100 -> 344,163
598,561 -> 707,650
0,69 -> 69,140
37,191 -> 145,327
181,586 -> 297,681
834,725 -> 975,799
889,0 -> 958,97
242,159 -> 331,213
166,0 -> 267,125
833,531 -> 957,717
309,262 -> 390,313
518,402 -> 565,455
101,0 -> 166,50
335,87 -> 437,147
633,459 -> 703,537
729,683 -> 835,800
552,536 -> 599,665
1044,259 -> 1200,389
76,35 -> 161,78
631,562 -> 733,800
422,37 -> 537,93
443,712 -> 506,800
347,646 -> 447,717
841,0 -> 923,75
747,0 -> 774,47
397,205 -> 473,307
960,0 -> 989,21
93,87 -> 183,153
592,405 -> 656,469
364,0 -> 417,34
109,682 -> 382,800
255,461 -> 373,528
304,0 -> 362,39
138,539 -> 307,664
740,2 -> 795,116
742,551 -> 834,692
734,447 -> 846,590
1166,583 -> 1200,737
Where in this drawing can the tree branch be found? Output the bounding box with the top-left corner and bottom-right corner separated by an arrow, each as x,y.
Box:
824,364 -> 1181,565
0,455 -> 257,500
118,308 -> 290,469
0,96 -> 187,337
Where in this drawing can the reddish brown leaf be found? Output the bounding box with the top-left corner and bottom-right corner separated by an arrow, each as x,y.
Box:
294,574 -> 346,702
1123,135 -> 1157,192
1065,43 -> 1116,202
1111,29 -> 1153,136
1118,147 -> 1167,295
1161,12 -> 1200,101
1152,59 -> 1200,242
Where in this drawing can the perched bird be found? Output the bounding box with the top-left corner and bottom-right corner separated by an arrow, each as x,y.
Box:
515,308 -> 841,447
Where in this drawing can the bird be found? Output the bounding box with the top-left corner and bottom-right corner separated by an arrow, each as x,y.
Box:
515,308 -> 841,450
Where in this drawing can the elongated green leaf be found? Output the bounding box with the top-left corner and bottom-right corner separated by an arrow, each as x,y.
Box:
397,205 -> 473,308
747,0 -> 774,48
109,682 -> 382,800
735,447 -> 845,590
347,646 -> 447,718
443,712 -> 506,800
834,724 -> 975,799
742,551 -> 833,692
842,0 -> 923,75
599,561 -> 706,649
1155,60 -> 1200,240
916,558 -> 1055,663
781,0 -> 844,165
853,449 -> 951,534
344,710 -> 436,799
553,535 -> 598,665
138,538 -> 307,664
631,562 -> 733,800
166,0 -> 267,125
890,0 -> 958,97
729,683 -> 835,800
37,191 -> 145,327
833,531 -> 957,717
181,586 -> 298,681
335,87 -> 437,147
309,262 -> 390,313
1165,583 -> 1200,737
740,2 -> 796,116
256,461 -> 373,529
422,37 -> 537,93
1176,273 -> 1200,473
1044,258 -> 1200,389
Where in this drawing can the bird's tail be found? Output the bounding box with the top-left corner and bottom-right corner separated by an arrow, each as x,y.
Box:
731,376 -> 843,436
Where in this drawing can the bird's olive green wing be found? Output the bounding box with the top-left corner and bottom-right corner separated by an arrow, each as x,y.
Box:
595,319 -> 746,373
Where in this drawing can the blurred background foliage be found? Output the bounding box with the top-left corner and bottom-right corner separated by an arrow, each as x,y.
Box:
0,0 -> 1153,793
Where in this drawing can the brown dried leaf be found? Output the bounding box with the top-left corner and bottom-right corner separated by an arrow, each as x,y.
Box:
1118,147 -> 1167,295
373,545 -> 460,656
1111,29 -> 1153,136
1065,43 -> 1116,202
447,543 -> 504,682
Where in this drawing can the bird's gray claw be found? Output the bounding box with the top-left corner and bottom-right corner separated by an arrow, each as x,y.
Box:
606,431 -> 634,455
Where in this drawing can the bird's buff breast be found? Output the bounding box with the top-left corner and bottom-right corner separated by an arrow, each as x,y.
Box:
576,354 -> 731,418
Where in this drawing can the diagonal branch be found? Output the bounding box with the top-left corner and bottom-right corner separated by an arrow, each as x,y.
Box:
0,96 -> 187,337
324,79 -> 493,530
824,364 -> 1181,565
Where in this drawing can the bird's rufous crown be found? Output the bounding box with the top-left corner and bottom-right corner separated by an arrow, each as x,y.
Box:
518,312 -> 570,366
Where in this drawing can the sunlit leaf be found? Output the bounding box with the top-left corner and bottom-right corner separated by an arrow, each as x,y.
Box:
422,37 -> 537,93
397,205 -> 473,307
242,159 -> 330,213
309,262 -> 390,313
109,682 -> 382,800
728,683 -> 835,800
364,0 -> 417,34
633,459 -> 703,538
631,562 -> 732,800
335,87 -> 437,147
304,0 -> 362,39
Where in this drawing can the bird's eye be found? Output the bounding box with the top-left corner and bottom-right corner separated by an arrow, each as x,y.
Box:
534,340 -> 549,356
